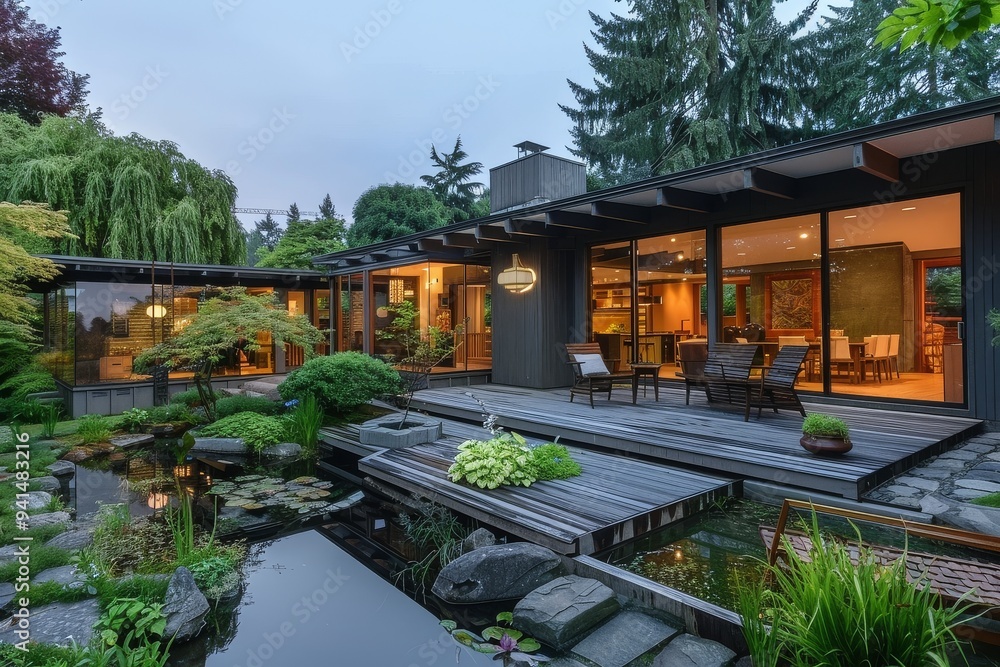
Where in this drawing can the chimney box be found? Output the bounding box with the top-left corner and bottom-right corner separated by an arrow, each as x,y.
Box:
489,141 -> 587,214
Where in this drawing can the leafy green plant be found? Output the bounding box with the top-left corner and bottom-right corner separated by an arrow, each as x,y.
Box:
169,388 -> 211,407
448,432 -> 537,489
77,414 -> 113,444
278,352 -> 401,415
187,555 -> 240,600
146,402 -> 203,426
38,402 -> 61,439
530,443 -> 582,481
441,612 -> 549,666
286,394 -> 323,456
96,597 -> 166,650
119,408 -> 150,434
397,500 -> 472,593
198,411 -> 287,453
215,395 -> 280,418
801,413 -> 849,440
739,512 -> 968,667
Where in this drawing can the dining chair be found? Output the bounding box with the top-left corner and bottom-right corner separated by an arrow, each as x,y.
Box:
863,335 -> 891,382
778,335 -> 808,348
829,336 -> 853,381
888,333 -> 901,379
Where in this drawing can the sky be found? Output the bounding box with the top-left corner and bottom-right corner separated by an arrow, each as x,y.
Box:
37,0 -> 830,229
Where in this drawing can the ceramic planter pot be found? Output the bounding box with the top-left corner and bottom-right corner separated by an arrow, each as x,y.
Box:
800,434 -> 852,455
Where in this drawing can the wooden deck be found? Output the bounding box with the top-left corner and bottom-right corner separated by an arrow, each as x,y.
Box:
408,383 -> 982,500
321,419 -> 735,555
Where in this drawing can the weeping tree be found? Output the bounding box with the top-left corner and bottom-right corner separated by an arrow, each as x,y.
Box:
133,288 -> 323,421
0,112 -> 246,264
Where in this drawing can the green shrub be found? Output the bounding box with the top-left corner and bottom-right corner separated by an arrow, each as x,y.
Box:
530,443 -> 582,481
119,408 -> 149,434
146,403 -> 203,425
77,414 -> 113,444
95,597 -> 166,650
187,555 -> 240,600
801,413 -> 849,439
215,395 -> 280,418
38,402 -> 61,438
278,352 -> 401,414
739,513 -> 967,667
169,388 -> 208,407
448,432 -> 537,489
199,412 -> 287,452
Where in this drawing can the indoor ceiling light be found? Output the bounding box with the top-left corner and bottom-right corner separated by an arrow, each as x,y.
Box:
799,232 -> 809,239
902,206 -> 917,211
843,214 -> 857,219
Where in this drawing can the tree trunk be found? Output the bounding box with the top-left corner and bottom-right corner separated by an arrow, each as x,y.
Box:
194,359 -> 217,422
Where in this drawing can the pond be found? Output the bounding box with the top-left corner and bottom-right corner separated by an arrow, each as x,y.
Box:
168,529 -> 497,667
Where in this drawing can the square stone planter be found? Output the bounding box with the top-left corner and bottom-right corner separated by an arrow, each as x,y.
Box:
358,414 -> 443,449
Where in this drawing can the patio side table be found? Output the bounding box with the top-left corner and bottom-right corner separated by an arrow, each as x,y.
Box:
631,362 -> 664,404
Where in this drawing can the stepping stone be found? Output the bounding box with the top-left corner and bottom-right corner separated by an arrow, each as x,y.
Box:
961,443 -> 996,454
891,497 -> 922,510
20,491 -> 52,511
571,611 -> 681,667
926,458 -> 966,471
883,485 -> 919,497
432,544 -> 564,603
0,598 -> 100,647
109,433 -> 154,449
262,442 -> 301,458
33,476 -> 61,493
955,479 -> 1000,493
514,575 -> 620,650
894,476 -> 940,492
191,438 -> 245,454
34,565 -> 87,590
938,449 -> 978,461
974,462 -> 1000,473
0,544 -> 26,565
0,582 -> 14,608
46,461 -> 76,477
45,527 -> 94,551
545,659 -> 589,667
909,468 -> 955,480
652,633 -> 736,667
951,489 -> 987,501
26,511 -> 72,528
963,470 -> 1000,484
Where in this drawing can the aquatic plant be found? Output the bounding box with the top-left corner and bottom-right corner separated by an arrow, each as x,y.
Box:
441,612 -> 549,666
38,402 -> 60,438
397,499 -> 472,594
738,511 -> 969,667
286,394 -> 323,456
119,408 -> 150,434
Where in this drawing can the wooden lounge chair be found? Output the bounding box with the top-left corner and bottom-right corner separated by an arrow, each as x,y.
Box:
680,342 -> 759,413
563,342 -> 632,408
747,344 -> 808,422
676,339 -> 709,405
761,498 -> 1000,643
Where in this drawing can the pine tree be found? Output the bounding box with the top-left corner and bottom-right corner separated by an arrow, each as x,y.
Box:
801,0 -> 1000,134
420,136 -> 484,222
287,202 -> 300,225
319,194 -> 336,220
253,212 -> 283,251
562,0 -> 815,183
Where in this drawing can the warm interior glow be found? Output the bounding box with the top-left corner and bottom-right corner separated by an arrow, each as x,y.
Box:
146,304 -> 167,318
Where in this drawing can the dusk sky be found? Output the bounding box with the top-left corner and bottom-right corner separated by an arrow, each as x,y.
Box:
40,0 -> 824,228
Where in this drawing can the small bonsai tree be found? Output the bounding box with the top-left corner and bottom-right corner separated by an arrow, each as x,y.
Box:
377,300 -> 465,427
134,287 -> 323,421
801,413 -> 850,440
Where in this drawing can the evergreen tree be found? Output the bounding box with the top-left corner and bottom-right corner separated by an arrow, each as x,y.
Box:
287,202 -> 300,225
419,136 -> 485,222
801,0 -> 1000,134
562,0 -> 815,183
319,193 -> 336,220
256,216 -> 347,269
254,212 -> 283,251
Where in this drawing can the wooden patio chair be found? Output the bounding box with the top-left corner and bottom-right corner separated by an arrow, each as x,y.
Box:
680,342 -> 759,412
761,498 -> 1000,644
563,342 -> 633,408
747,344 -> 809,422
676,338 -> 709,404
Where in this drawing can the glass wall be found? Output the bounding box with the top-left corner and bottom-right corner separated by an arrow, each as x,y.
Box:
45,281 -> 318,386
369,262 -> 492,372
828,193 -> 962,403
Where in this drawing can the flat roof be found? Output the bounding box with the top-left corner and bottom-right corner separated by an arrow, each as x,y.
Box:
316,96 -> 1000,272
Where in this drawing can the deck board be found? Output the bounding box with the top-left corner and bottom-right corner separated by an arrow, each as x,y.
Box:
322,419 -> 735,555
408,383 -> 982,500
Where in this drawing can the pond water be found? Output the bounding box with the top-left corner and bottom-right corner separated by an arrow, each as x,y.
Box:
168,530 -> 496,667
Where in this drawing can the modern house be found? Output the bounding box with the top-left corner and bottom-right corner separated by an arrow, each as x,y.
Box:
38,256 -> 331,417
313,98 -> 1000,423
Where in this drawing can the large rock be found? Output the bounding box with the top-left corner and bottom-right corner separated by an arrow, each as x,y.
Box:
21,491 -> 52,511
514,575 -> 620,650
921,493 -> 1000,537
162,566 -> 210,643
239,381 -> 282,400
190,437 -> 246,454
110,433 -> 155,449
652,634 -> 736,667
34,565 -> 88,590
262,442 -> 302,458
26,511 -> 72,528
46,460 -> 76,477
0,599 -> 101,647
431,543 -> 564,603
34,476 -> 61,493
572,611 -> 681,667
45,526 -> 95,551
0,582 -> 14,608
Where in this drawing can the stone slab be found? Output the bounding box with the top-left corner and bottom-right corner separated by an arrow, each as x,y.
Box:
894,476 -> 940,492
909,468 -> 956,480
653,634 -> 737,667
938,449 -> 979,461
34,565 -> 87,589
571,611 -> 681,667
514,575 -> 620,650
110,433 -> 155,449
262,442 -> 302,458
974,462 -> 1000,473
955,479 -> 1000,493
963,470 -> 1000,484
190,437 -> 246,454
0,598 -> 100,647
926,458 -> 967,470
45,528 -> 94,551
26,511 -> 71,528
883,485 -> 920,497
0,582 -> 13,608
961,443 -> 997,454
46,460 -> 76,477
33,476 -> 61,493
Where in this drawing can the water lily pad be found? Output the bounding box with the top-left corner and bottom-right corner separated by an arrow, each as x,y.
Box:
311,481 -> 334,489
225,497 -> 252,508
234,475 -> 265,483
243,503 -> 267,514
292,476 -> 319,484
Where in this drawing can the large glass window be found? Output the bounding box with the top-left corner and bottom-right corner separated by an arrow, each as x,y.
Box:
829,193 -> 962,403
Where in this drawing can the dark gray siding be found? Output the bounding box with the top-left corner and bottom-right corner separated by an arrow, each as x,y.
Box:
490,153 -> 587,213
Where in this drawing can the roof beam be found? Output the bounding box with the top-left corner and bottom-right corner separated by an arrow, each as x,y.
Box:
656,187 -> 722,213
504,219 -> 562,237
743,167 -> 797,199
853,142 -> 899,182
417,238 -> 446,252
442,233 -> 497,251
475,224 -> 523,243
591,201 -> 652,223
545,210 -> 606,231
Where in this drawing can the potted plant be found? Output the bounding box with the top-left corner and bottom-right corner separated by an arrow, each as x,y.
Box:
800,413 -> 852,455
